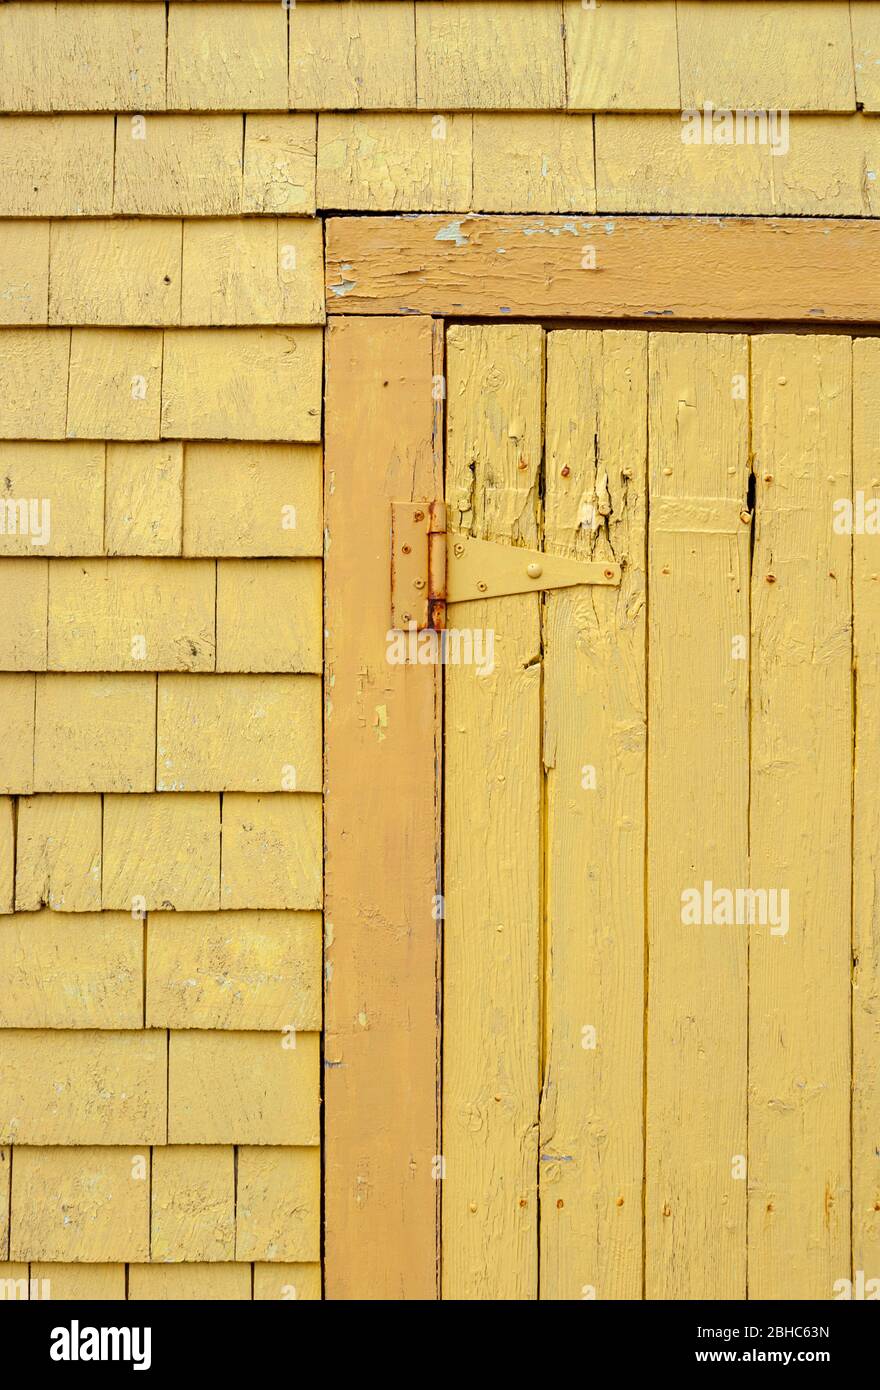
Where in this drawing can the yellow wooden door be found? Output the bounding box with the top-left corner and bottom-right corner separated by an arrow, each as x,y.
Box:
440,325 -> 865,1301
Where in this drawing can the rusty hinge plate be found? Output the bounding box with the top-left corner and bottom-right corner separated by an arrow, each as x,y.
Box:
391,502 -> 621,631
390,501 -> 448,630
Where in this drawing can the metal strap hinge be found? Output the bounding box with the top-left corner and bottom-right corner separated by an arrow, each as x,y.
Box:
391,502 -> 621,631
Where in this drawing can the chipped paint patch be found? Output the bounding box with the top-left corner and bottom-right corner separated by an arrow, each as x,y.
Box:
435,220 -> 469,248
330,263 -> 357,296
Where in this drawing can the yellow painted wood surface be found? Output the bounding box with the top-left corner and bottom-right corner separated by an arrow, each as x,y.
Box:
564,0 -> 679,111
167,2 -> 287,110
0,558 -> 48,669
323,315 -> 441,1300
34,673 -> 156,793
216,560 -> 322,672
49,220 -> 180,326
161,329 -> 323,441
128,1264 -> 252,1300
235,1147 -> 320,1261
853,339 -> 880,1281
47,558 -> 215,671
472,114 -> 595,214
317,114 -> 473,212
11,1148 -> 150,1263
326,214 -> 880,323
540,329 -> 646,1300
31,1264 -> 127,1300
0,220 -> 49,323
182,444 -> 322,557
290,1 -> 416,110
0,443 -> 105,556
167,1030 -> 319,1144
105,443 -> 183,556
677,0 -> 855,112
852,3 -> 880,111
0,2 -> 166,112
15,795 -> 102,912
150,1147 -> 236,1262
0,0 -> 329,1302
646,332 -> 750,1299
0,804 -> 14,914
181,219 -> 325,327
220,793 -> 322,910
0,115 -> 114,215
415,1 -> 565,110
0,910 -> 142,1027
437,324 -> 863,1302
0,1029 -> 167,1145
1,0 -> 876,1306
156,674 -> 321,791
102,792 -> 221,911
146,910 -> 322,1030
749,335 -> 852,1299
443,324 -> 543,1299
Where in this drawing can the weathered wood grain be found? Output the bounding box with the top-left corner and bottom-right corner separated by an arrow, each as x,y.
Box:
852,338 -> 880,1283
646,332 -> 750,1298
442,323 -> 543,1299
326,215 -> 880,322
324,315 -> 441,1300
540,329 -> 646,1300
749,334 -> 852,1299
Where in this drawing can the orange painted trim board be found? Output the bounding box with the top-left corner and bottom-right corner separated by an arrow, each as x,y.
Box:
323,315 -> 442,1300
325,215 -> 880,323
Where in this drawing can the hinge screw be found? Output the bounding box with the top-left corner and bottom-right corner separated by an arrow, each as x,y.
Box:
526,562 -> 542,579
477,581 -> 488,592
413,510 -> 424,522
604,568 -> 615,579
413,578 -> 426,590
402,543 -> 411,554
453,543 -> 464,557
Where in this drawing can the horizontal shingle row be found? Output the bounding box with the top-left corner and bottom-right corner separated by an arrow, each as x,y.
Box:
0,441 -> 321,556
0,1262 -> 321,1301
4,112 -> 880,219
0,675 -> 323,794
1,558 -> 322,671
1,1 -> 875,113
1,1144 -> 319,1262
0,790 -> 321,908
0,114 -> 316,215
0,219 -> 324,327
0,1031 -> 320,1145
0,329 -> 322,440
0,907 -> 321,1028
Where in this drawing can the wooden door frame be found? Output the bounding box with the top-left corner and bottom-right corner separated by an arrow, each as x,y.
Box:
322,213 -> 878,1301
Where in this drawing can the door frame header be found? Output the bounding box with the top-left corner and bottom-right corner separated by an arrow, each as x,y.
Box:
325,214 -> 880,324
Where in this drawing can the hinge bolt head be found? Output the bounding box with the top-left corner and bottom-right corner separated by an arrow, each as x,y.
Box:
526,562 -> 542,579
402,543 -> 411,554
453,543 -> 464,557
413,510 -> 424,522
477,581 -> 488,593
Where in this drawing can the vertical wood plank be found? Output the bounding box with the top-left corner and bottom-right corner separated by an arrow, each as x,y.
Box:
646,332 -> 751,1299
540,330 -> 647,1300
749,334 -> 852,1299
442,323 -> 543,1299
324,316 -> 441,1300
853,339 -> 880,1283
